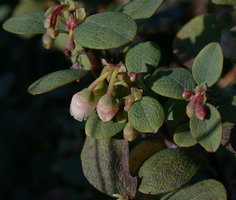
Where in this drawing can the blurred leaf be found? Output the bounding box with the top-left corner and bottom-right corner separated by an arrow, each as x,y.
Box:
164,99 -> 188,120
212,0 -> 236,5
147,68 -> 196,99
12,0 -> 43,16
125,41 -> 161,74
74,12 -> 137,49
120,0 -> 163,26
174,123 -> 197,147
28,69 -> 88,95
190,103 -> 222,152
221,122 -> 236,154
85,112 -> 126,139
0,5 -> 11,22
81,136 -> 137,198
220,30 -> 236,59
192,42 -> 223,87
217,96 -> 236,123
161,179 -> 227,200
129,139 -> 165,174
173,14 -> 221,67
128,96 -> 164,133
138,149 -> 199,194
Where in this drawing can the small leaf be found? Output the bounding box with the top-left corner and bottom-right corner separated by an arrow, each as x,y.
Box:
147,68 -> 196,99
190,103 -> 222,152
74,12 -> 137,49
192,42 -> 223,87
173,14 -> 221,67
81,136 -> 137,198
212,0 -> 236,5
128,96 -> 164,133
174,123 -> 197,147
217,95 -> 236,123
138,149 -> 199,194
161,179 -> 227,200
120,0 -> 163,26
164,99 -> 188,120
221,122 -> 236,154
125,41 -> 161,74
28,69 -> 88,95
129,139 -> 165,174
85,112 -> 126,139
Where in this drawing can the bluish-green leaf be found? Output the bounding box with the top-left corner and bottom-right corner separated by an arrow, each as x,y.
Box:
120,0 -> 163,26
128,96 -> 164,133
161,179 -> 227,200
147,68 -> 196,99
125,41 -> 161,74
190,103 -> 222,152
81,136 -> 138,198
192,42 -> 223,87
74,12 -> 137,49
85,112 -> 126,139
28,69 -> 88,95
212,0 -> 236,5
138,149 -> 199,194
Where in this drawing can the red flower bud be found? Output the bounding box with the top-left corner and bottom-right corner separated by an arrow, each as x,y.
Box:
123,122 -> 137,141
66,40 -> 75,51
97,94 -> 119,122
70,88 -> 97,122
66,18 -> 79,31
182,89 -> 192,100
195,98 -> 206,120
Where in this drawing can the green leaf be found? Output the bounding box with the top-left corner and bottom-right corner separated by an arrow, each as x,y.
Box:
85,112 -> 126,139
125,41 -> 161,74
164,99 -> 188,120
74,12 -> 137,49
190,103 -> 222,152
192,42 -> 223,87
81,136 -> 137,198
128,96 -> 164,133
161,179 -> 227,200
129,139 -> 165,174
138,149 -> 199,194
212,0 -> 236,5
120,0 -> 163,26
221,122 -> 236,154
174,123 -> 197,147
28,69 -> 88,95
173,14 -> 221,67
217,96 -> 236,123
147,68 -> 196,99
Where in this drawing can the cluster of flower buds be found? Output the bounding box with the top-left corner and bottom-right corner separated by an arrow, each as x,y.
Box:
70,59 -> 143,141
182,84 -> 207,120
42,0 -> 86,53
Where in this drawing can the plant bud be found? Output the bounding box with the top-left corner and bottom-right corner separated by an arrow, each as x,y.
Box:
75,8 -> 86,23
97,94 -> 119,122
47,28 -> 58,39
186,101 -> 195,118
70,88 -> 97,122
195,104 -> 206,120
66,18 -> 79,31
182,89 -> 192,100
123,122 -> 137,141
42,33 -> 54,49
66,39 -> 75,51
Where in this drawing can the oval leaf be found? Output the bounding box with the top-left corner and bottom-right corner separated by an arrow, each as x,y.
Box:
74,12 -> 137,49
85,112 -> 126,139
190,103 -> 222,152
120,0 -> 163,26
174,123 -> 197,147
212,0 -> 236,5
129,139 -> 165,174
147,68 -> 196,99
161,179 -> 227,200
125,41 -> 161,74
192,42 -> 223,87
173,14 -> 221,67
138,149 -> 199,194
28,69 -> 88,95
221,122 -> 236,154
81,136 -> 138,198
128,96 -> 164,133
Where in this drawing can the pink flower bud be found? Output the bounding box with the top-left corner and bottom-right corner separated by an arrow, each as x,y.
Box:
186,101 -> 195,118
123,122 -> 137,141
97,94 -> 119,122
70,88 -> 97,122
66,18 -> 79,31
66,40 -> 75,51
130,72 -> 137,82
195,104 -> 206,120
182,89 -> 192,100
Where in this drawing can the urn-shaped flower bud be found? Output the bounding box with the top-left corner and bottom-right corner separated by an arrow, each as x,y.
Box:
186,101 -> 195,118
123,122 -> 137,141
70,88 -> 97,122
182,89 -> 192,100
195,98 -> 206,120
97,94 -> 119,122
